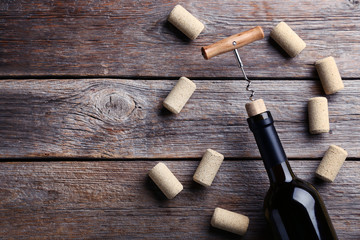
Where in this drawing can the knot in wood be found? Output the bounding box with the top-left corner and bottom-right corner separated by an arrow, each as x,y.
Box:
92,89 -> 136,122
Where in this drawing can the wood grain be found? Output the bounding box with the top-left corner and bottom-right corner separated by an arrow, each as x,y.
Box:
0,79 -> 359,159
0,160 -> 358,239
0,1 -> 359,239
1,0 -> 360,78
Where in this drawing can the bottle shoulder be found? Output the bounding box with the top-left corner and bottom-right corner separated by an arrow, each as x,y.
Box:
264,177 -> 321,206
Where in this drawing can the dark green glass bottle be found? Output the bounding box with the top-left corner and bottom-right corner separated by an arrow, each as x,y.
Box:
247,111 -> 338,240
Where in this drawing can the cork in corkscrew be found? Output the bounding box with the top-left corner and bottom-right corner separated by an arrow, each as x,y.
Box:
245,99 -> 267,117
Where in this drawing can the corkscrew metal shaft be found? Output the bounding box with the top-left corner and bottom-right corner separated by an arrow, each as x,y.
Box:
232,41 -> 255,101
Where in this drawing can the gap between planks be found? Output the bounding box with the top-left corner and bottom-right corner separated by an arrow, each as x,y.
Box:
1,76 -> 360,81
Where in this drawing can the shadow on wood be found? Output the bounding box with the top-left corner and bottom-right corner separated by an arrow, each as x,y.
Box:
267,37 -> 292,60
144,174 -> 169,202
163,20 -> 193,43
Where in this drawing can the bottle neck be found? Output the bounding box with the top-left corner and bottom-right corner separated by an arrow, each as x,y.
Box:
266,161 -> 294,184
247,111 -> 295,184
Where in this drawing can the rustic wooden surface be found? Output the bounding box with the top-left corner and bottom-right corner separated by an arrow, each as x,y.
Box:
0,79 -> 359,159
0,0 -> 360,78
0,0 -> 359,239
0,161 -> 359,239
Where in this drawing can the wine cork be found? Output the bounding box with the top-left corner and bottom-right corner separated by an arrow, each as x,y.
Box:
245,99 -> 267,117
148,162 -> 183,199
315,145 -> 348,182
168,5 -> 204,40
163,76 -> 196,114
315,56 -> 344,95
308,97 -> 329,134
211,207 -> 249,236
270,21 -> 306,57
193,149 -> 224,187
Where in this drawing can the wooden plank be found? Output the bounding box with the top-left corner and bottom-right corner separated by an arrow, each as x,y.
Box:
0,79 -> 359,159
0,0 -> 359,78
0,160 -> 358,239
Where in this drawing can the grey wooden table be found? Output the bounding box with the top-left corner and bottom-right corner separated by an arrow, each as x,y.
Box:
0,0 -> 359,239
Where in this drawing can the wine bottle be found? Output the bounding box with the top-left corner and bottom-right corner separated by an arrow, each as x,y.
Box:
246,100 -> 338,240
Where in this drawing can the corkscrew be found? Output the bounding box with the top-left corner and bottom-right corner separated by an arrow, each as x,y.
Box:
232,41 -> 255,101
201,26 -> 264,101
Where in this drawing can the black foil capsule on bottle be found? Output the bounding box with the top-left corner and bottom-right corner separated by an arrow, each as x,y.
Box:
247,110 -> 338,240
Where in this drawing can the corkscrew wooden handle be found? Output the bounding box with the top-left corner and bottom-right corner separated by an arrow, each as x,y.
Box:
201,26 -> 264,60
